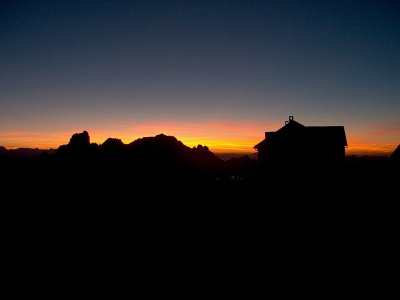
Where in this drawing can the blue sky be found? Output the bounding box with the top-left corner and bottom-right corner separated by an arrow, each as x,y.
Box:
1,0 -> 399,154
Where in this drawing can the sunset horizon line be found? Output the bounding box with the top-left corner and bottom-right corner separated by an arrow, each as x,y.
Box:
1,129 -> 397,157
2,1 -> 399,160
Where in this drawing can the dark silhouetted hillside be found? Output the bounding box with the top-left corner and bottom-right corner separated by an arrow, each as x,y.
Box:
99,138 -> 126,162
0,146 -> 54,160
126,134 -> 224,180
1,130 -> 399,201
55,130 -> 99,161
49,131 -> 225,184
391,144 -> 400,160
102,138 -> 125,150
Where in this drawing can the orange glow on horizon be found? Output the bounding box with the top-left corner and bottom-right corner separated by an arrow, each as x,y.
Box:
0,120 -> 398,156
345,141 -> 397,156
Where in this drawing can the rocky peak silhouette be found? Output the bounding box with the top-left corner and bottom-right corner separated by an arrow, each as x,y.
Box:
128,134 -> 187,157
52,131 -> 224,178
55,130 -> 94,160
129,134 -> 182,147
69,130 -> 90,148
102,138 -> 124,148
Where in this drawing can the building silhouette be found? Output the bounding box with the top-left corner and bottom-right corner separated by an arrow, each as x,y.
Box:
254,116 -> 347,165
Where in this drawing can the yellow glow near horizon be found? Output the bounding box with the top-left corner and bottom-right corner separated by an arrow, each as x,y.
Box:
0,120 -> 398,156
346,143 -> 397,156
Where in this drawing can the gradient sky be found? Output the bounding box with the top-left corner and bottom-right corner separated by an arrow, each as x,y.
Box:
1,0 -> 399,155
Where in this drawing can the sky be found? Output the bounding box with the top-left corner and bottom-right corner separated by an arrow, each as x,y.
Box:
1,0 -> 399,155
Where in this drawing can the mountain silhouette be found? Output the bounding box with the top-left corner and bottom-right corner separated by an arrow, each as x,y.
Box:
50,131 -> 224,183
126,134 -> 222,171
55,130 -> 99,161
99,138 -> 126,161
102,138 -> 125,149
1,130 -> 398,198
69,130 -> 90,147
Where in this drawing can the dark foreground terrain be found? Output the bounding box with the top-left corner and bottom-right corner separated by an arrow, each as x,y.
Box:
1,132 -> 398,202
1,134 -> 398,290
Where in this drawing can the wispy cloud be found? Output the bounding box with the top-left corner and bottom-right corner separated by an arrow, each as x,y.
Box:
366,121 -> 400,136
347,140 -> 398,156
345,121 -> 400,156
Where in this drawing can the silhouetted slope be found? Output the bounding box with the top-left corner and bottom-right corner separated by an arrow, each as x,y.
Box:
391,144 -> 400,160
126,134 -> 223,179
127,134 -> 189,163
98,138 -> 127,161
191,144 -> 223,170
0,146 -> 54,160
102,138 -> 125,149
